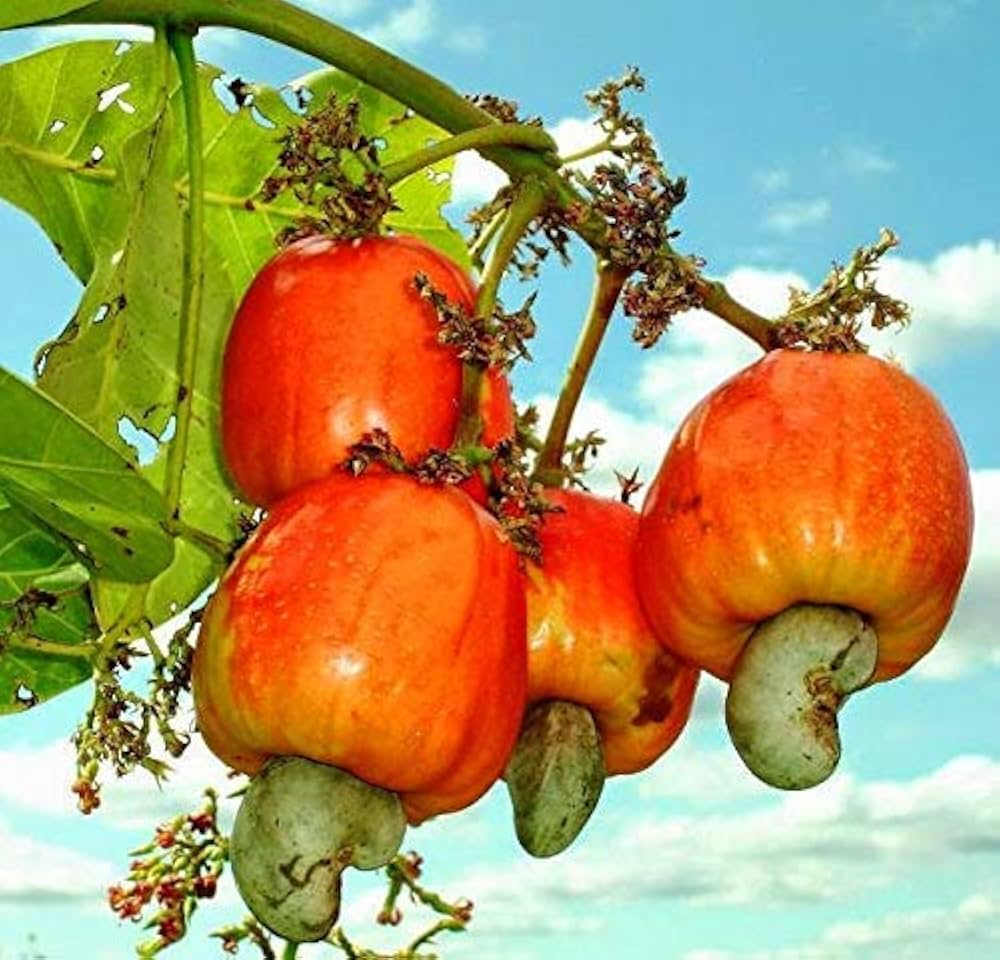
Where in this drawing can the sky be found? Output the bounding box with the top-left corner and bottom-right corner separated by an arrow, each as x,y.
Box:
1,0 -> 999,958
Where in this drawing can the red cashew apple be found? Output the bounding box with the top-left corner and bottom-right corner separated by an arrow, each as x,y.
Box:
636,349 -> 974,789
192,472 -> 527,940
221,234 -> 514,506
194,471 -> 527,823
505,489 -> 699,856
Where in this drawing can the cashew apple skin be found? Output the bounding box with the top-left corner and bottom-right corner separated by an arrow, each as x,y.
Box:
193,472 -> 527,824
526,489 -> 699,774
636,349 -> 974,683
221,234 -> 514,506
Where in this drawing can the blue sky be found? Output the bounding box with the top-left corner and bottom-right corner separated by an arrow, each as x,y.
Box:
1,1 -> 999,958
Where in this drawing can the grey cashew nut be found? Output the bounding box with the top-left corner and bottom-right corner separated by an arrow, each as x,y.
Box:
231,756 -> 406,943
725,604 -> 878,790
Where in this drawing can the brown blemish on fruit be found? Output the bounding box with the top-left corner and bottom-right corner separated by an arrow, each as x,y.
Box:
632,649 -> 680,726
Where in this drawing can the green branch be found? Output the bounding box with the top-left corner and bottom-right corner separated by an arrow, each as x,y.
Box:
452,179 -> 548,449
37,0 -> 777,347
534,262 -> 628,485
383,123 -> 558,186
162,25 -> 206,524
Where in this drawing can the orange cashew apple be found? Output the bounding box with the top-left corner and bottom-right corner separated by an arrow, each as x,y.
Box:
193,471 -> 527,939
636,349 -> 973,789
505,489 -> 699,856
221,234 -> 514,506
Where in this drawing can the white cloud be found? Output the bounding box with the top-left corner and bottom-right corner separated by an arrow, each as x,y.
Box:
531,392 -> 673,498
302,0 -> 375,15
838,143 -> 897,176
549,116 -> 616,176
887,0 -> 980,46
753,168 -> 790,194
440,755 -> 1000,948
444,24 -> 487,53
0,817 -> 113,904
682,891 -> 1000,960
449,112 -> 632,207
867,240 -> 1000,366
363,0 -> 436,52
636,266 -> 802,434
449,150 -> 508,205
0,707 -> 238,830
765,198 -> 832,233
22,23 -> 153,45
636,735 -> 770,808
914,469 -> 1000,679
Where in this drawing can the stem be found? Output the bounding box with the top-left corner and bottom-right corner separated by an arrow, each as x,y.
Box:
558,137 -> 615,166
162,25 -> 205,522
41,0 -> 780,349
281,943 -> 299,960
468,208 -> 505,272
452,179 -> 548,449
164,517 -> 232,563
136,619 -> 165,667
698,277 -> 778,350
534,263 -> 628,484
407,918 -> 465,954
382,124 -> 557,186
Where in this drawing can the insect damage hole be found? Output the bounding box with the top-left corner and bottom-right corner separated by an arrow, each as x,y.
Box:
15,683 -> 39,709
212,74 -> 244,113
97,81 -> 136,115
48,118 -> 67,135
87,144 -> 106,166
117,416 -> 160,466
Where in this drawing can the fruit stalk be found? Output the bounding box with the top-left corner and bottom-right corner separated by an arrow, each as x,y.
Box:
534,261 -> 629,483
453,179 -> 547,449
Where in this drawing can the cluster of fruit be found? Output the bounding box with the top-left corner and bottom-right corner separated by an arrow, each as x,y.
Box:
192,232 -> 973,943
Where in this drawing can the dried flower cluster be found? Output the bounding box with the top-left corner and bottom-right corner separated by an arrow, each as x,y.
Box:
260,93 -> 396,242
774,228 -> 911,352
415,273 -> 536,369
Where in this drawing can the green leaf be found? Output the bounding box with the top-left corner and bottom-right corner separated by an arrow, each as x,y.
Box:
0,1 -> 101,30
0,41 -> 469,627
0,367 -> 174,582
0,502 -> 96,714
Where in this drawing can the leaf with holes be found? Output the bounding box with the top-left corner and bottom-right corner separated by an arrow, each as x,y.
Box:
0,496 -> 96,714
0,1 -> 102,30
0,40 -> 470,629
0,368 -> 174,582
